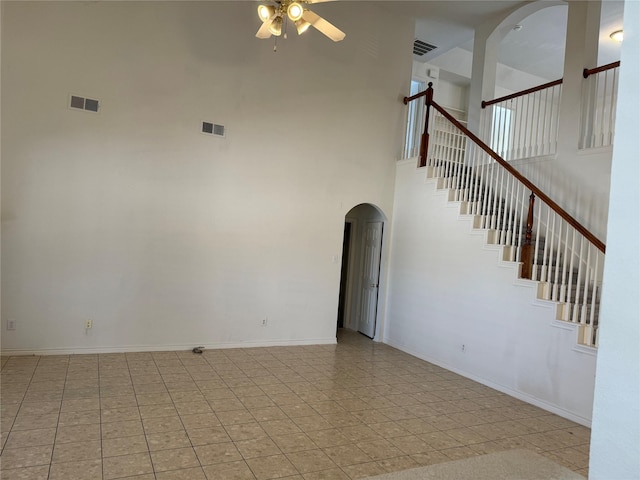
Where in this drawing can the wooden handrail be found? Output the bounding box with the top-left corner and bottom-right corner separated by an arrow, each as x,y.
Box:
583,60 -> 621,78
430,98 -> 606,253
481,78 -> 563,108
480,63 -> 622,107
403,90 -> 429,104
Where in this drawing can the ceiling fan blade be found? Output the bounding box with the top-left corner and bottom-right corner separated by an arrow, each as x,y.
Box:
256,19 -> 273,39
301,10 -> 346,42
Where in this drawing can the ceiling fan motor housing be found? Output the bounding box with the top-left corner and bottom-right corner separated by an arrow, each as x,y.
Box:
255,0 -> 346,42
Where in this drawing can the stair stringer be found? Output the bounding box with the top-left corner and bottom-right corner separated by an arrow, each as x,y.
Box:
425,166 -> 599,349
387,160 -> 597,425
424,164 -> 595,346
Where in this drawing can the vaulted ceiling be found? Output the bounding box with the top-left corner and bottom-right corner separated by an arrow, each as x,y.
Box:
403,0 -> 624,81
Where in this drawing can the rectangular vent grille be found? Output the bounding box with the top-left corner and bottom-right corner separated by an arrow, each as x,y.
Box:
413,40 -> 437,56
202,121 -> 225,137
70,95 -> 100,112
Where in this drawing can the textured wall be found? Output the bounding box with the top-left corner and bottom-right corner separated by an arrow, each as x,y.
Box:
1,1 -> 413,353
384,160 -> 597,424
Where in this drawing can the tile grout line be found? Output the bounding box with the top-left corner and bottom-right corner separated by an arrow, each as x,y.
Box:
0,332 -> 591,478
212,351 -> 261,480
0,355 -> 30,458
2,355 -> 44,462
129,352 -> 159,480
98,354 -> 105,480
175,350 -> 210,478
51,354 -> 71,479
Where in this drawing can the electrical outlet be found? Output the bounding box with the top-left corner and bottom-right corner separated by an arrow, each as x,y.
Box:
261,318 -> 268,327
461,344 -> 466,352
85,319 -> 93,329
7,319 -> 16,331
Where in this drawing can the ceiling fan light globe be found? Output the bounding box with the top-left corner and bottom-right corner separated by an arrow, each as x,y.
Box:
287,2 -> 304,21
610,30 -> 623,42
268,16 -> 283,36
257,5 -> 275,22
295,19 -> 311,35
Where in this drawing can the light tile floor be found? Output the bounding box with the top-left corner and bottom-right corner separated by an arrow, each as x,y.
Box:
0,330 -> 590,480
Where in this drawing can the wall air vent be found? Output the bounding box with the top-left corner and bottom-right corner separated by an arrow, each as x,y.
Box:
69,95 -> 100,112
413,39 -> 437,56
202,121 -> 225,137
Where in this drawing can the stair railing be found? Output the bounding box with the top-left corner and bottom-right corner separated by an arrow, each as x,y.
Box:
481,79 -> 563,161
580,61 -> 620,149
404,83 -> 606,347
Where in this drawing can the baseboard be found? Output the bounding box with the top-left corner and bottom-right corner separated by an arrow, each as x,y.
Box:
382,337 -> 592,428
0,337 -> 338,356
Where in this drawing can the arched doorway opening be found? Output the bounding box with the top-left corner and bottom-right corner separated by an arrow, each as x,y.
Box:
337,203 -> 386,339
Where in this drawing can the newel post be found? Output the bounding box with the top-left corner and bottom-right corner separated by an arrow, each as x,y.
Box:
418,82 -> 434,168
520,192 -> 536,279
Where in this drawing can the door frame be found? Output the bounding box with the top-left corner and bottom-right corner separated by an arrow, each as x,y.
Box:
341,217 -> 357,331
339,204 -> 387,340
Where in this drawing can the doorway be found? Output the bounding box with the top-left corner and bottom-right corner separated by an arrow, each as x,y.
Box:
337,222 -> 352,330
336,204 -> 386,340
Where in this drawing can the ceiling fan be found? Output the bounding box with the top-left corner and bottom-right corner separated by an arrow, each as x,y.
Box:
255,0 -> 346,43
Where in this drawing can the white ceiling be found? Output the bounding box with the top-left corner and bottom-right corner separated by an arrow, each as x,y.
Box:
407,0 -> 624,81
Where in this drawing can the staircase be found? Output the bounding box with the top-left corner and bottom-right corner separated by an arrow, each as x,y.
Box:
413,100 -> 604,348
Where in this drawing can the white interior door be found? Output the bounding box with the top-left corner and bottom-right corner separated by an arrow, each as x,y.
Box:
358,221 -> 383,338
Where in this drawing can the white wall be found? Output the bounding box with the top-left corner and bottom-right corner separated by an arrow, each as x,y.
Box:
384,160 -> 597,425
511,150 -> 611,241
0,2 -> 413,353
589,0 -> 640,476
411,62 -> 469,115
427,47 -> 555,99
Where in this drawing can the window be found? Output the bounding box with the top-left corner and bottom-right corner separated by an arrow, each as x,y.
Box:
403,80 -> 426,159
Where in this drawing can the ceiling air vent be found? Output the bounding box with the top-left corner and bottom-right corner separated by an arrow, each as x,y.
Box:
413,39 -> 437,56
202,121 -> 225,137
69,95 -> 100,112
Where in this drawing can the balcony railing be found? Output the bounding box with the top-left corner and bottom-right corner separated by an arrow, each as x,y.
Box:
475,62 -> 621,161
481,80 -> 563,161
402,63 -> 621,166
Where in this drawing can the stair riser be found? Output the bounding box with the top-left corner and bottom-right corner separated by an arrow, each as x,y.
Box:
430,162 -> 602,348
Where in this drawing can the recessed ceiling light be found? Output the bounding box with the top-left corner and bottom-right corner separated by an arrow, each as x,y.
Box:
610,30 -> 623,42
